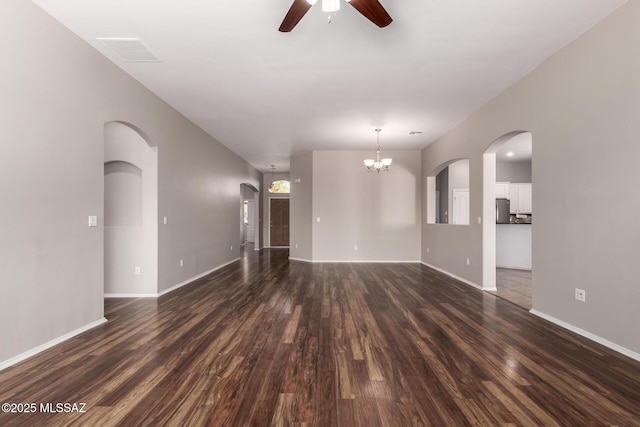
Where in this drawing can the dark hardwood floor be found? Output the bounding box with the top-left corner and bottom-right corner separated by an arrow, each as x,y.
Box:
1,249 -> 638,426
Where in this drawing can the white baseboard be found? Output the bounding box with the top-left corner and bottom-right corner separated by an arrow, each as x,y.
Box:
529,309 -> 640,362
421,261 -> 483,290
0,317 -> 108,372
158,257 -> 240,297
496,264 -> 532,271
290,258 -> 420,263
288,257 -> 312,262
105,293 -> 159,298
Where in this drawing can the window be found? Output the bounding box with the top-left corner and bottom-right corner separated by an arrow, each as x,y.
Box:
269,179 -> 290,194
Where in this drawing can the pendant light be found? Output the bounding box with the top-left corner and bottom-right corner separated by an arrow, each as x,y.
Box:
364,128 -> 392,173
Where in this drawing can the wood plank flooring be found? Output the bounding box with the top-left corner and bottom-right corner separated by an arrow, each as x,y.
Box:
1,249 -> 639,426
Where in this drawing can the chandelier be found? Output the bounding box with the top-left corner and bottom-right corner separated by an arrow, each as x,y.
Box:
364,128 -> 392,173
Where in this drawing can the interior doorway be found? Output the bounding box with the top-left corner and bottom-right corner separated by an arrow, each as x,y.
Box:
104,121 -> 158,297
270,198 -> 289,247
483,131 -> 532,309
240,184 -> 260,251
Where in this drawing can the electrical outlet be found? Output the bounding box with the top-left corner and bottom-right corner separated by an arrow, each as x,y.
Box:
354,245 -> 358,251
478,217 -> 482,224
163,216 -> 168,225
466,258 -> 470,266
575,288 -> 586,302
180,259 -> 183,267
230,245 -> 233,251
426,247 -> 430,253
295,244 -> 298,249
135,266 -> 141,275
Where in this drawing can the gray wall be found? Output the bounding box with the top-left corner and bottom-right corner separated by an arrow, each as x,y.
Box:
497,160 -> 532,183
311,150 -> 421,262
0,0 -> 262,365
422,1 -> 640,354
290,152 -> 313,260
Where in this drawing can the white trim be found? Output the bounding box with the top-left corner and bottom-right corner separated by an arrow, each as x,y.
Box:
105,293 -> 159,298
288,257 -> 312,262
290,258 -> 420,263
0,317 -> 108,372
496,265 -> 532,271
529,309 -> 640,362
158,257 -> 241,297
421,261 -> 485,290
482,151 -> 497,290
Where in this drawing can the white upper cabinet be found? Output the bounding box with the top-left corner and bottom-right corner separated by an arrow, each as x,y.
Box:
495,182 -> 510,199
509,183 -> 532,214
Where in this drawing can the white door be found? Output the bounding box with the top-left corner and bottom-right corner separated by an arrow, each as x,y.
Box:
452,189 -> 470,225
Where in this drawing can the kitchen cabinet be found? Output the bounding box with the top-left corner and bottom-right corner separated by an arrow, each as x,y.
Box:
509,183 -> 532,214
495,182 -> 510,198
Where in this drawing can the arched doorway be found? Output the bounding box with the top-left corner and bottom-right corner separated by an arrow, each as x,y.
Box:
483,131 -> 532,309
240,183 -> 260,252
104,122 -> 158,296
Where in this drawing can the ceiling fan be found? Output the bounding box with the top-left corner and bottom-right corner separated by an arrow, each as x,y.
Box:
279,0 -> 392,32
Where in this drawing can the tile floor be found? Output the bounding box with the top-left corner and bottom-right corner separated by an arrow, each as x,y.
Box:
490,268 -> 532,310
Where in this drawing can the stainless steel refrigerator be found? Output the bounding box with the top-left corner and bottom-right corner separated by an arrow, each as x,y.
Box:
496,198 -> 510,223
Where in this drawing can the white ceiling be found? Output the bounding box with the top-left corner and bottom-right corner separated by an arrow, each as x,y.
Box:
32,0 -> 625,172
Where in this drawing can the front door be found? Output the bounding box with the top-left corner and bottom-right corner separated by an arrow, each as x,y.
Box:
270,198 -> 289,247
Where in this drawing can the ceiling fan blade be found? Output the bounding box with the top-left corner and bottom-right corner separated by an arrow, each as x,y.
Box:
279,0 -> 313,32
347,0 -> 393,28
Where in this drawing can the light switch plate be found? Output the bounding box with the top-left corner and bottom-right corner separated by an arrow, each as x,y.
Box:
88,216 -> 98,227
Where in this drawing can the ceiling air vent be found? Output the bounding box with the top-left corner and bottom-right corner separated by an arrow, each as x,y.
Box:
96,37 -> 159,62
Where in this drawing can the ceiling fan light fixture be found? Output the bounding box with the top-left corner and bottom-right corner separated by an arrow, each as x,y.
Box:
280,0 -> 392,32
322,0 -> 341,12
